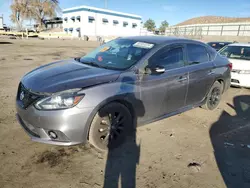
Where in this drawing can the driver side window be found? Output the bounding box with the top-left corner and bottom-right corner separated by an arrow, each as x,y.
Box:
149,46 -> 184,70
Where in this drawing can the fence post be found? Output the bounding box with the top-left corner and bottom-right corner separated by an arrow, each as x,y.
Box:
220,26 -> 224,36
237,25 -> 241,36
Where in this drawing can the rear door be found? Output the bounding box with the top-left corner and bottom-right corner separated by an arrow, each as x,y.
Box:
185,43 -> 216,106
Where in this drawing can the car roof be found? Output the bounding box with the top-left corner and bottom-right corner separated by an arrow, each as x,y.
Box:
121,36 -> 196,45
228,43 -> 250,47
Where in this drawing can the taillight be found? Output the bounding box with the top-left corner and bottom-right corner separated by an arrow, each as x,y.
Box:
228,62 -> 232,70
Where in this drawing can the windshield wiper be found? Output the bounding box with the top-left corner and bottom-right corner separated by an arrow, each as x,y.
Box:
81,61 -> 103,68
81,60 -> 122,70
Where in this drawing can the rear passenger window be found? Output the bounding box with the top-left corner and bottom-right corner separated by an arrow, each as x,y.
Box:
149,47 -> 184,70
187,44 -> 209,64
207,46 -> 217,61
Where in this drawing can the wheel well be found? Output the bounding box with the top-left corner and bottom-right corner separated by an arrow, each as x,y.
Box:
217,79 -> 225,93
86,99 -> 136,140
113,99 -> 136,119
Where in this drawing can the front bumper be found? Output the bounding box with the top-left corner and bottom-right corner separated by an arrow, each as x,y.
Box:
231,72 -> 250,88
16,102 -> 94,146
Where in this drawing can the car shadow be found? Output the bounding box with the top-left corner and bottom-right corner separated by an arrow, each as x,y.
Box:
210,95 -> 250,188
0,41 -> 13,44
103,76 -> 145,188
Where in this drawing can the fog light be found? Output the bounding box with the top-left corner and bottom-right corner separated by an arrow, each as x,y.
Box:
48,131 -> 58,139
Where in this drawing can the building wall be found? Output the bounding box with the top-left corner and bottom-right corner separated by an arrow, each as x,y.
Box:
0,17 -> 3,29
46,23 -> 63,29
166,22 -> 250,37
62,7 -> 142,37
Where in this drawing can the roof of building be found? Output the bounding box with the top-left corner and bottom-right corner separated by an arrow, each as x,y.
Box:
176,16 -> 250,26
63,5 -> 142,20
122,36 -> 195,44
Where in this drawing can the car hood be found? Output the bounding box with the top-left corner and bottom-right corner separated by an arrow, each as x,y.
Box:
229,58 -> 250,70
21,59 -> 121,93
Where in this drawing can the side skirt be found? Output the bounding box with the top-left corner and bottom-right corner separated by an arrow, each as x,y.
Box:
137,102 -> 203,127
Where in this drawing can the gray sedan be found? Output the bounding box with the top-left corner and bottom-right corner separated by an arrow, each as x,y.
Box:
16,36 -> 231,150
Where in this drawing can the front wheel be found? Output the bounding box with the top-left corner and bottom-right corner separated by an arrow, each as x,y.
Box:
88,102 -> 133,151
202,81 -> 223,110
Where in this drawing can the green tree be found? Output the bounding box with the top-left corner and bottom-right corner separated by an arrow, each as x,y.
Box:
159,20 -> 169,34
143,18 -> 156,32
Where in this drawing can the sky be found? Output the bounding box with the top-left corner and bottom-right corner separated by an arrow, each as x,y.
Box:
1,0 -> 250,27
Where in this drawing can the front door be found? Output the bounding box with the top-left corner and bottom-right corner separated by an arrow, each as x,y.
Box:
138,45 -> 189,123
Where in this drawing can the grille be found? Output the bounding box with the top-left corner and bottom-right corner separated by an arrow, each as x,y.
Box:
17,83 -> 41,109
231,79 -> 240,83
232,69 -> 241,73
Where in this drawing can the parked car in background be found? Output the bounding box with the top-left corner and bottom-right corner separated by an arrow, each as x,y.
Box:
219,43 -> 250,88
207,42 -> 232,51
16,36 -> 231,151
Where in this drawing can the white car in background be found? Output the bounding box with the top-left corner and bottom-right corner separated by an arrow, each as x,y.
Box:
219,43 -> 250,88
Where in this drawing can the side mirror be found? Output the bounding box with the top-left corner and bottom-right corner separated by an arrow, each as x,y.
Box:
145,66 -> 165,74
74,57 -> 81,62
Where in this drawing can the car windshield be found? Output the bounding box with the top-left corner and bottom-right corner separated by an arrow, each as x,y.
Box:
219,45 -> 250,60
80,39 -> 154,70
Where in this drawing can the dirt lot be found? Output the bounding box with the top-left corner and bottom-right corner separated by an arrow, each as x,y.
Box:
0,38 -> 250,188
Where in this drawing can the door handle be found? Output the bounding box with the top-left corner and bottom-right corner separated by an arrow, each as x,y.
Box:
178,76 -> 188,82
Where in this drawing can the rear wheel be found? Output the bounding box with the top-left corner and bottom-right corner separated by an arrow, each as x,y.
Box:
88,102 -> 133,151
202,81 -> 223,110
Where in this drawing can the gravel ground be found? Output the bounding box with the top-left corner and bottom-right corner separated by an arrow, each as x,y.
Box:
0,38 -> 250,188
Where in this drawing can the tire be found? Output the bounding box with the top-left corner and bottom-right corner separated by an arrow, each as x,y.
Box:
202,81 -> 223,111
88,102 -> 133,151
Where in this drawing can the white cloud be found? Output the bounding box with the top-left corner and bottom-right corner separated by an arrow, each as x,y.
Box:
162,5 -> 177,12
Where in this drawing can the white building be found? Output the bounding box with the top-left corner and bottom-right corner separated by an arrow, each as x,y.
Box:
0,16 -> 3,29
62,5 -> 142,37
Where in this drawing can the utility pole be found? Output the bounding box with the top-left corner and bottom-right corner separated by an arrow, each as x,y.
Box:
105,0 -> 108,9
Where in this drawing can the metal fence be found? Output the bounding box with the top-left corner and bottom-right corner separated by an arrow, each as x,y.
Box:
166,22 -> 250,38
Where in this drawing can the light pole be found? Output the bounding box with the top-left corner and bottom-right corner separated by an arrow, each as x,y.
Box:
105,0 -> 108,8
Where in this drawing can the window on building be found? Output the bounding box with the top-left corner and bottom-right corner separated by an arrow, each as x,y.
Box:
113,20 -> 119,26
123,21 -> 128,27
64,28 -> 68,33
71,16 -> 75,22
102,18 -> 109,24
132,23 -> 137,28
69,28 -> 73,33
76,16 -> 81,22
187,44 -> 209,64
88,16 -> 95,23
64,17 -> 68,23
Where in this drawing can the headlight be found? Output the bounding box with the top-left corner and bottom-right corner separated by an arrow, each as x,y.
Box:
239,70 -> 250,74
34,89 -> 85,110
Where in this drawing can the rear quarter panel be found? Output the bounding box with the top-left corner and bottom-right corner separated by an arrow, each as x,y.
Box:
212,54 -> 231,92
